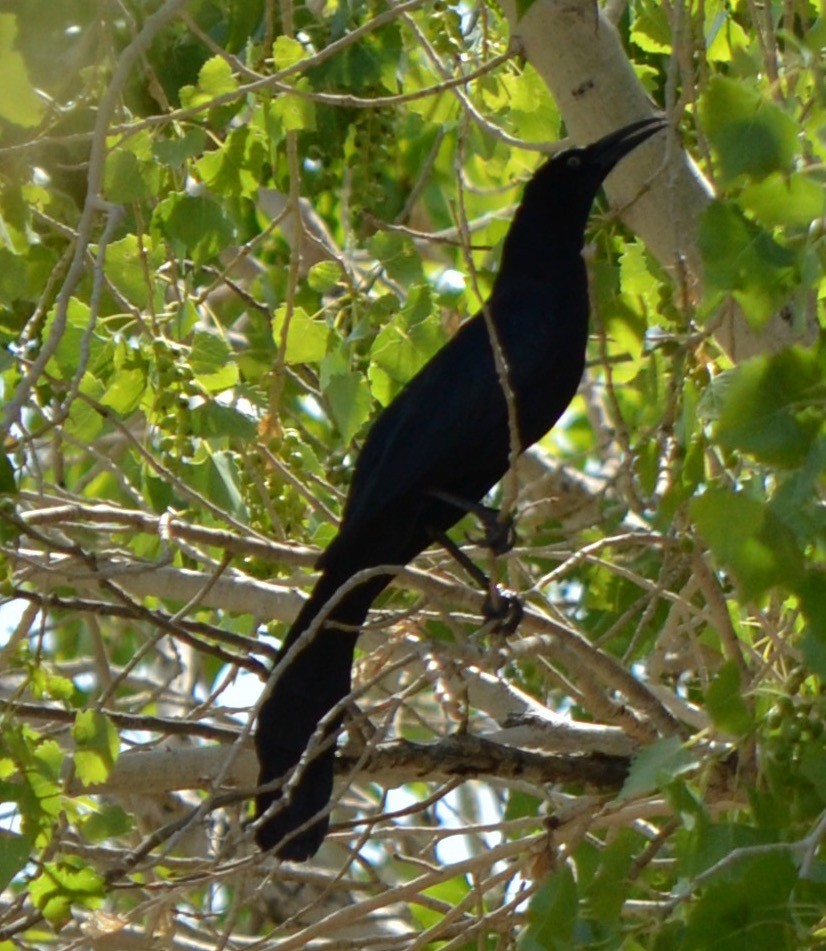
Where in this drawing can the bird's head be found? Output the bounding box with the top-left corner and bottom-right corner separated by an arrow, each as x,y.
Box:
505,115 -> 668,264
565,114 -> 667,182
525,115 -> 667,207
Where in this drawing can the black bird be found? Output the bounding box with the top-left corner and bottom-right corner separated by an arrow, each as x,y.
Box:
254,116 -> 666,860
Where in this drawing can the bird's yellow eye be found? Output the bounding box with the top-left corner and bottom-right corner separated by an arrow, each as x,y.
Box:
566,154 -> 582,169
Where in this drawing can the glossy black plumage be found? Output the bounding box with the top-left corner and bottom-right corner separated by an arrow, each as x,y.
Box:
254,116 -> 666,860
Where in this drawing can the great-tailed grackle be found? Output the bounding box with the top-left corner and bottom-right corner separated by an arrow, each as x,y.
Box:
254,116 -> 666,860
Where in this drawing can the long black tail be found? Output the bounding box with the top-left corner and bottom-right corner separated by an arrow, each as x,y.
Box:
253,568 -> 388,859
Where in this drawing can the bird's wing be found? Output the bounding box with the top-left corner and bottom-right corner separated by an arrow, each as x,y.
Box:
334,314 -> 508,540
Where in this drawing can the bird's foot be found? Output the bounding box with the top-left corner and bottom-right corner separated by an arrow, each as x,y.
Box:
482,586 -> 523,636
468,508 -> 518,557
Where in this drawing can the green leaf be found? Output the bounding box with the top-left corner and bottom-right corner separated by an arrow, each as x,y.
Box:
698,200 -> 800,328
179,55 -> 237,109
31,666 -> 74,702
741,172 -> 826,229
619,241 -> 660,310
0,15 -> 45,127
507,64 -> 559,142
513,0 -> 542,19
188,450 -> 247,520
104,149 -> 152,203
104,234 -> 162,308
0,453 -> 16,494
802,631 -> 826,680
272,81 -> 316,132
631,0 -> 672,54
691,488 -> 805,601
714,348 -> 822,467
77,803 -> 132,843
72,711 -> 119,787
800,570 -> 826,678
0,247 -> 28,305
619,736 -> 696,800
705,660 -> 752,735
29,860 -> 106,927
700,76 -> 800,182
325,372 -> 373,443
706,10 -> 750,62
191,329 -> 239,392
585,828 -> 637,922
521,865 -> 578,950
684,852 -> 798,951
153,129 -> 208,168
0,832 -> 32,892
100,368 -> 146,416
68,376 -> 105,443
272,306 -> 329,364
189,402 -> 258,440
799,737 -> 826,797
273,35 -> 308,70
505,790 -> 542,824
770,438 -> 826,545
368,294 -> 443,405
307,260 -> 342,293
195,125 -> 266,198
368,231 -> 424,286
152,194 -> 235,266
42,298 -> 97,380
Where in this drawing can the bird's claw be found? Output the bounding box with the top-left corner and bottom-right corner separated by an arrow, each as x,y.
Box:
482,587 -> 523,635
468,510 -> 518,556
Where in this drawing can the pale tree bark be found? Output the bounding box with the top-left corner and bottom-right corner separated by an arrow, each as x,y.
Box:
501,0 -> 818,361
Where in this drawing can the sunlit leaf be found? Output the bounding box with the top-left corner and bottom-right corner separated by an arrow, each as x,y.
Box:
273,35 -> 308,70
191,329 -> 239,392
325,372 -> 373,443
307,260 -> 342,293
29,860 -> 106,927
368,288 -> 443,404
100,368 -> 146,416
104,235 -> 162,308
72,711 -> 119,787
272,306 -> 329,364
179,55 -> 238,109
631,0 -> 672,53
0,15 -> 44,127
188,449 -> 247,519
741,173 -> 825,229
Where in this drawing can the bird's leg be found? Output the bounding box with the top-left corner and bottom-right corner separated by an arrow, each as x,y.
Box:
428,527 -> 523,636
428,489 -> 518,556
430,526 -> 489,589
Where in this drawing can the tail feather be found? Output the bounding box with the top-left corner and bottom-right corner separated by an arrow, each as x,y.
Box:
253,569 -> 387,859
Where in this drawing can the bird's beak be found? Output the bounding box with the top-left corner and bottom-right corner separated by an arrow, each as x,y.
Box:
590,115 -> 667,174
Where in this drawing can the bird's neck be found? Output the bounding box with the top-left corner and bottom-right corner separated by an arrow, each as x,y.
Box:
495,200 -> 589,287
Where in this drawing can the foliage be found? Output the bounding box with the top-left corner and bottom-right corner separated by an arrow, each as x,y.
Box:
0,0 -> 824,948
